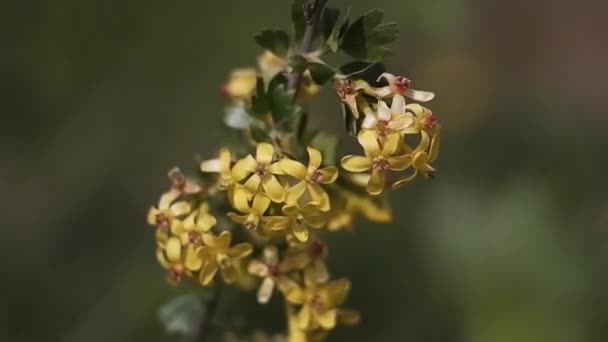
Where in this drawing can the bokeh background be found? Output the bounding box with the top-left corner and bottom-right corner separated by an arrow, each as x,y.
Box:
2,0 -> 608,341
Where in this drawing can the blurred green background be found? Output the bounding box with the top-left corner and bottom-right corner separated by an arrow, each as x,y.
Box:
2,0 -> 608,341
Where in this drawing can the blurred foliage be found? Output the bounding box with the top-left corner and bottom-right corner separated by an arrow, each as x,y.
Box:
1,0 -> 608,341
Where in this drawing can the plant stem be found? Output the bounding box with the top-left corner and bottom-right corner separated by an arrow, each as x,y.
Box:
195,285 -> 223,342
287,0 -> 326,94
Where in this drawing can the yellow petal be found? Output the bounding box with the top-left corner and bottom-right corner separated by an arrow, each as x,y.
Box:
388,155 -> 412,171
404,88 -> 435,102
297,305 -> 311,330
313,259 -> 329,283
416,130 -> 431,152
155,227 -> 169,248
197,213 -> 217,232
306,146 -> 323,170
390,93 -> 406,114
301,202 -> 327,227
244,173 -> 262,194
316,309 -> 337,330
341,155 -> 372,172
282,205 -> 300,217
392,171 -> 418,189
184,245 -> 203,271
199,257 -> 218,286
429,128 -> 440,162
338,309 -> 361,326
215,230 -> 232,250
317,166 -> 338,184
247,260 -> 269,277
292,221 -> 309,242
280,253 -> 310,272
366,170 -> 385,195
357,130 -> 380,156
169,201 -> 191,217
257,277 -> 276,304
285,180 -> 307,205
308,184 -> 330,212
251,193 -> 271,215
165,237 -> 182,263
156,248 -> 170,269
228,242 -> 253,258
220,259 -> 239,284
381,133 -> 401,156
147,207 -> 160,225
231,155 -> 257,181
200,158 -> 222,173
264,246 -> 279,266
263,216 -> 290,231
227,212 -> 247,225
413,151 -> 429,170
158,189 -> 180,210
262,175 -> 285,203
279,158 -> 307,179
326,278 -> 351,306
256,142 -> 274,164
281,279 -> 305,304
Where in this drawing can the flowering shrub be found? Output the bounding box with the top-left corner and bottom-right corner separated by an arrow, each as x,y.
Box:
147,0 -> 440,340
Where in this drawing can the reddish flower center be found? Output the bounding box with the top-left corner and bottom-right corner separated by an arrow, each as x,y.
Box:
421,114 -> 439,130
373,158 -> 391,171
268,265 -> 281,278
169,169 -> 186,190
188,231 -> 202,245
310,294 -> 324,311
155,213 -> 169,227
167,267 -> 184,284
308,170 -> 323,184
309,239 -> 326,258
376,119 -> 390,137
334,80 -> 356,100
394,76 -> 411,93
255,163 -> 269,176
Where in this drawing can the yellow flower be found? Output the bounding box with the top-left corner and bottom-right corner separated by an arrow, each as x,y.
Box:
361,98 -> 415,143
227,186 -> 272,230
222,68 -> 258,100
147,189 -> 191,229
200,147 -> 234,190
156,242 -> 192,286
341,130 -> 411,195
231,143 -> 285,203
285,238 -> 329,283
279,147 -> 338,211
247,246 -> 308,304
393,129 -> 440,188
198,231 -> 254,285
266,204 -> 326,243
283,271 -> 360,331
375,73 -> 435,102
258,50 -> 287,81
406,103 -> 440,133
172,203 -> 217,245
168,167 -> 202,195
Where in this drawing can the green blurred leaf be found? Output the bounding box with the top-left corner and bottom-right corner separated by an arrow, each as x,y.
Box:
289,54 -> 309,74
158,294 -> 204,337
341,9 -> 399,61
251,77 -> 270,117
322,7 -> 340,40
269,85 -> 303,133
310,131 -> 339,165
308,63 -> 335,85
250,125 -> 272,143
254,29 -> 290,57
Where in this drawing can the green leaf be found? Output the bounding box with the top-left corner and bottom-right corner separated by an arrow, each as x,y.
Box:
292,0 -> 306,42
158,294 -> 204,337
250,125 -> 272,143
289,54 -> 309,74
339,61 -> 387,85
251,77 -> 270,117
323,8 -> 350,53
255,29 -> 290,57
341,9 -> 400,61
308,63 -> 336,85
268,84 -> 303,133
322,7 -> 340,40
310,131 -> 340,165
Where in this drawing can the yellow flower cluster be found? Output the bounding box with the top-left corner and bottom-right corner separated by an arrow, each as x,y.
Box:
337,72 -> 441,195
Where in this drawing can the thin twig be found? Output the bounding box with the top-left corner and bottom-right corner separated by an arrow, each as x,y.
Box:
195,285 -> 223,342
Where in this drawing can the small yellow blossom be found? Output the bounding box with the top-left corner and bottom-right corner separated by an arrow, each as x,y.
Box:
222,68 -> 258,100
279,147 -> 338,211
266,204 -> 326,243
258,50 -> 287,81
375,72 -> 435,102
341,131 -> 411,195
285,238 -> 329,283
198,231 -> 254,285
147,189 -> 192,229
232,143 -> 285,203
227,186 -> 272,230
283,271 -> 360,332
361,98 -> 415,142
247,246 -> 308,304
393,129 -> 440,188
172,203 -> 217,245
406,103 -> 440,133
156,243 -> 192,286
200,147 -> 234,190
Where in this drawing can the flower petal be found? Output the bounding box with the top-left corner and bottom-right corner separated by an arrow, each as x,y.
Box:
227,212 -> 247,225
313,259 -> 330,283
170,201 -> 191,217
279,158 -> 307,178
366,170 -> 386,195
200,158 -> 221,173
264,246 -> 279,266
316,309 -> 337,330
297,305 -> 312,330
219,257 -> 239,284
381,133 -> 401,156
416,130 -> 431,152
165,237 -> 182,263
361,114 -> 377,129
228,242 -> 253,258
317,166 -> 338,184
285,179 -> 307,205
306,146 -> 323,171
184,245 -> 203,271
338,309 -> 361,326
248,259 -> 269,277
262,175 -> 285,203
391,94 -> 406,114
199,257 -> 218,285
231,155 -> 257,181
292,221 -> 309,242
357,130 -> 380,156
429,129 -> 441,162
341,155 -> 372,172
156,248 -> 170,269
197,213 -> 217,232
392,171 -> 418,189
405,88 -> 435,102
281,279 -> 305,304
377,100 -> 392,120
263,216 -> 290,231
215,230 -> 232,250
219,148 -> 231,171
256,142 -> 274,164
306,185 -> 330,214
243,174 -> 262,194
147,207 -> 160,226
388,155 -> 412,171
257,277 -> 276,304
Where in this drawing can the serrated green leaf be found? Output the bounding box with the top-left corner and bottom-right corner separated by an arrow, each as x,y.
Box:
363,9 -> 384,29
255,29 -> 290,57
310,131 -> 339,165
289,55 -> 309,74
268,85 -> 303,133
308,63 -> 336,85
340,8 -> 400,61
251,77 -> 270,117
250,126 -> 272,143
322,7 -> 340,40
369,22 -> 399,45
